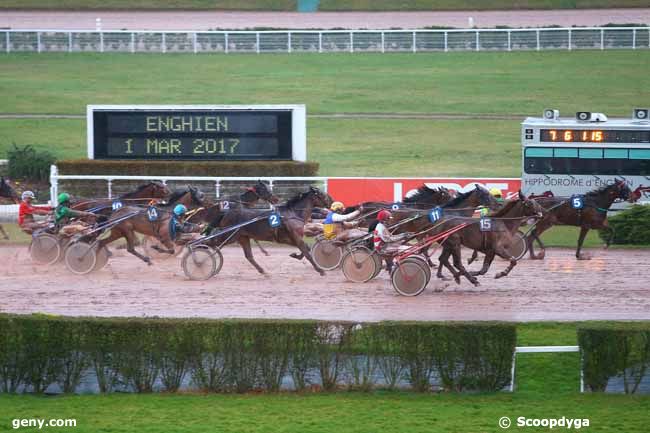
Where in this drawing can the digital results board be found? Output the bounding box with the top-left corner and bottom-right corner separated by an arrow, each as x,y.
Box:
87,105 -> 307,161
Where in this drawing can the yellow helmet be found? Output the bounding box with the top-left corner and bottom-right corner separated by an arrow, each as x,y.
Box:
330,201 -> 344,211
489,188 -> 502,198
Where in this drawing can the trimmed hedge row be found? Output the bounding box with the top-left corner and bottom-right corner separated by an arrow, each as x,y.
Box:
0,315 -> 515,394
579,323 -> 650,393
57,159 -> 319,177
599,205 -> 650,245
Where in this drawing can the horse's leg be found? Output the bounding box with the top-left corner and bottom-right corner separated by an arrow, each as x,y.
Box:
287,231 -> 325,276
123,229 -> 152,264
602,220 -> 614,249
0,224 -> 8,240
451,246 -> 480,286
576,226 -> 591,260
467,250 -> 479,265
255,240 -> 270,256
437,246 -> 461,284
470,251 -> 495,276
494,246 -> 518,279
238,236 -> 266,274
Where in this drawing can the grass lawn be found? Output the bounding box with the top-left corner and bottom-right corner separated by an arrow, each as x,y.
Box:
0,322 -> 648,433
320,0 -> 650,11
0,0 -> 296,10
0,52 -> 647,116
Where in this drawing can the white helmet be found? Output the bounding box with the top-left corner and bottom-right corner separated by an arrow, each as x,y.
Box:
21,191 -> 35,200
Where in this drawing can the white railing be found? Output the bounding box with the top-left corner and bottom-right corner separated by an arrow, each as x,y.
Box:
3,27 -> 649,54
512,346 -> 583,392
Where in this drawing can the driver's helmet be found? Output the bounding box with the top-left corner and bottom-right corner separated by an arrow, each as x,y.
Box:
330,201 -> 344,212
173,204 -> 187,217
21,190 -> 35,201
377,210 -> 392,222
489,188 -> 503,199
58,192 -> 70,204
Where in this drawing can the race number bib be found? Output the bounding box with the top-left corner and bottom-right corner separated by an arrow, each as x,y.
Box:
480,217 -> 492,232
428,207 -> 443,223
147,206 -> 159,222
268,213 -> 281,228
111,201 -> 123,211
221,200 -> 230,210
571,195 -> 585,209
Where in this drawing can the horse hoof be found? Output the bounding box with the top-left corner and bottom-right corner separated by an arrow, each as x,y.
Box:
453,276 -> 461,285
289,253 -> 300,260
472,280 -> 480,287
437,275 -> 450,281
577,254 -> 591,261
495,273 -> 504,279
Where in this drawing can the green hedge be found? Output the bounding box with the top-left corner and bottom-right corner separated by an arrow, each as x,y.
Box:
57,159 -> 319,177
7,144 -> 55,182
0,315 -> 515,394
578,323 -> 650,393
599,205 -> 650,245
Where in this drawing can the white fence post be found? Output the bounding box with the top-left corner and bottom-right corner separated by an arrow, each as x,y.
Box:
601,28 -> 604,50
225,32 -> 229,53
100,31 -> 104,53
568,29 -> 572,51
68,32 -> 72,53
162,32 -> 166,53
381,31 -> 385,53
215,181 -> 220,199
107,179 -> 112,199
193,32 -> 197,54
318,32 -> 322,53
50,165 -> 58,206
507,30 -> 511,51
536,29 -> 540,51
444,31 -> 448,52
632,28 -> 636,49
350,32 -> 353,53
5,32 -> 9,53
412,31 -> 416,53
131,32 -> 135,53
256,32 -> 260,54
37,31 -> 41,53
475,30 -> 479,51
288,32 -> 292,53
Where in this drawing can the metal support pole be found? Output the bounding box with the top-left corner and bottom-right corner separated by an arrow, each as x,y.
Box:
162,32 -> 166,53
568,29 -> 571,51
536,30 -> 540,51
256,32 -> 260,54
225,33 -> 229,53
600,28 -> 604,50
5,32 -> 9,53
288,32 -> 292,53
68,32 -> 72,52
37,31 -> 41,53
107,179 -> 113,199
100,31 -> 104,53
318,32 -> 322,53
193,32 -> 197,54
381,31 -> 385,53
632,28 -> 636,49
350,32 -> 353,53
507,30 -> 511,51
475,30 -> 479,51
131,32 -> 135,53
50,165 -> 58,206
444,31 -> 448,52
215,181 -> 221,199
509,352 -> 516,392
412,31 -> 416,53
580,353 -> 585,393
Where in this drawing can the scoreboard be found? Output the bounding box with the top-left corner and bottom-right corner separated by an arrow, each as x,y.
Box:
87,105 -> 307,161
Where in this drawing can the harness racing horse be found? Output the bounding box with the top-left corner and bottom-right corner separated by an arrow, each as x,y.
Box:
96,186 -> 205,264
0,177 -> 20,239
438,193 -> 544,284
71,181 -> 171,213
525,179 -> 633,260
210,186 -> 332,276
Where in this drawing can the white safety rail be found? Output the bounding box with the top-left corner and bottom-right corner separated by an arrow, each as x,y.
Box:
0,204 -> 19,223
511,346 -> 582,392
49,165 -> 328,206
3,27 -> 649,54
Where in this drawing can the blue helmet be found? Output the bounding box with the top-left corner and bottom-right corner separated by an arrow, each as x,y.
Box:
173,204 -> 187,217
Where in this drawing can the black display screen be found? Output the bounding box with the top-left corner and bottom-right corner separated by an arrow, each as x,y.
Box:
540,129 -> 650,143
92,110 -> 293,160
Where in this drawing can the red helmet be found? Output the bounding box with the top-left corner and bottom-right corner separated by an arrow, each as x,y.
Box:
377,210 -> 392,221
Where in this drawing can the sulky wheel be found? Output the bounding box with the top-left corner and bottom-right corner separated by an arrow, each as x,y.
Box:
391,259 -> 429,297
181,246 -> 222,281
505,230 -> 528,261
401,256 -> 431,285
371,253 -> 384,279
341,246 -> 377,283
311,239 -> 344,271
93,246 -> 110,271
29,234 -> 62,265
64,241 -> 97,275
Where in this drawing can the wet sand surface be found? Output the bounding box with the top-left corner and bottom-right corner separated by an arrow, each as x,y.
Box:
1,244 -> 648,321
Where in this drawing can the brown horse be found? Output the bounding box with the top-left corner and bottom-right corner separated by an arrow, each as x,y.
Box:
438,193 -> 544,284
0,177 -> 20,239
96,186 -> 205,264
71,181 -> 171,213
525,179 -> 634,260
208,186 -> 332,275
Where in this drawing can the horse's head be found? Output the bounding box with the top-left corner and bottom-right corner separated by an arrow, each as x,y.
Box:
252,180 -> 280,204
519,192 -> 545,220
150,181 -> 171,199
475,184 -> 500,210
308,186 -> 332,209
0,177 -> 19,202
404,184 -> 452,206
188,186 -> 205,206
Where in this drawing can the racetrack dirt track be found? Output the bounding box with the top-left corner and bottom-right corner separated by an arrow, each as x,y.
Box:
1,244 -> 648,321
